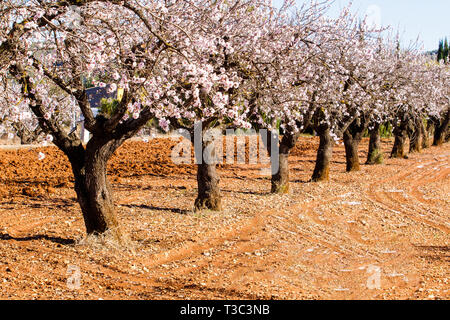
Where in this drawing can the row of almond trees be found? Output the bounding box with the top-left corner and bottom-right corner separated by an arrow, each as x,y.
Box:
0,0 -> 448,243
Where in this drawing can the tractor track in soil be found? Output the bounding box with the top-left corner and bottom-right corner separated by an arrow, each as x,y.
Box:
366,155 -> 450,234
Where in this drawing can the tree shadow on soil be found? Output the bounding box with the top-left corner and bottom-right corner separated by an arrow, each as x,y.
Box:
221,189 -> 269,196
415,245 -> 450,262
0,233 -> 75,245
291,179 -> 313,184
121,204 -> 189,215
1,197 -> 76,209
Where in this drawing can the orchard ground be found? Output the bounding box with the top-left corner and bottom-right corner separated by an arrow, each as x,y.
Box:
0,136 -> 448,300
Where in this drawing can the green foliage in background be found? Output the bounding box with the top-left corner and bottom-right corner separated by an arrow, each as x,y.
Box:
363,122 -> 393,138
380,123 -> 393,138
99,98 -> 119,117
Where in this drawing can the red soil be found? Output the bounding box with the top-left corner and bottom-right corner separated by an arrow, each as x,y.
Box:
0,136 -> 448,300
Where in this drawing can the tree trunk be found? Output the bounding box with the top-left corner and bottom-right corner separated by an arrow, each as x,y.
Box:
69,138 -> 124,242
271,150 -> 289,194
366,123 -> 384,165
433,110 -> 450,146
270,132 -> 299,194
422,121 -> 433,149
391,128 -> 408,159
12,123 -> 43,145
194,162 -> 221,211
312,127 -> 333,182
19,133 -> 35,145
343,117 -> 366,172
409,119 -> 424,153
194,137 -> 221,211
343,130 -> 361,172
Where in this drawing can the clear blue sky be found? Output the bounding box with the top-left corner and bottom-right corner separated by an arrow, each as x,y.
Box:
273,0 -> 449,52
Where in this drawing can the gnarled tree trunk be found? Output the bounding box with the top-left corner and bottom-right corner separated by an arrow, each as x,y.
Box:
270,132 -> 299,194
391,127 -> 408,159
409,119 -> 424,153
343,119 -> 365,172
12,123 -> 43,145
422,121 -> 433,149
69,137 -> 125,242
194,136 -> 221,211
433,109 -> 450,146
312,127 -> 333,182
366,122 -> 384,165
195,162 -> 221,211
343,131 -> 361,172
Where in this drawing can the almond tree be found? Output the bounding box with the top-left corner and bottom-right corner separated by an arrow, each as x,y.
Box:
244,1 -> 338,191
164,1 -> 332,198
429,65 -> 450,147
389,51 -> 449,158
304,12 -> 385,178
153,0 -> 294,208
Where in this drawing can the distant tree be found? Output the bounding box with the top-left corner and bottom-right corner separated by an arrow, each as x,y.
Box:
444,38 -> 449,63
437,39 -> 444,62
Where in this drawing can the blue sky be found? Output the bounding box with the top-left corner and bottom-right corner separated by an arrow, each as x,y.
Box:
272,0 -> 449,51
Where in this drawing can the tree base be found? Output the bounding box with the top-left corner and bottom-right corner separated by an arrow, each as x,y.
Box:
366,150 -> 384,165
391,154 -> 409,159
410,136 -> 423,154
194,196 -> 222,212
311,167 -> 330,182
409,146 -> 422,154
346,162 -> 361,172
81,228 -> 129,247
271,182 -> 289,194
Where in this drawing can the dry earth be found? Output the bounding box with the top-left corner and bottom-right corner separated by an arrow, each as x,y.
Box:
0,136 -> 448,300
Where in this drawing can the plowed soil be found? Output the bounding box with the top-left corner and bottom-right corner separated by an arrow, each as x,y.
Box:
0,136 -> 448,300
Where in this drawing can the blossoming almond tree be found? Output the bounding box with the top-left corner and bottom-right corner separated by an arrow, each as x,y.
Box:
242,1 -> 336,192
388,51 -> 449,158
150,0 -> 293,209
302,11 -> 387,179
160,0 -> 329,201
428,65 -> 450,147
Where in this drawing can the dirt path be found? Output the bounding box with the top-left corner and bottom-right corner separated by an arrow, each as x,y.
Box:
0,137 -> 448,300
